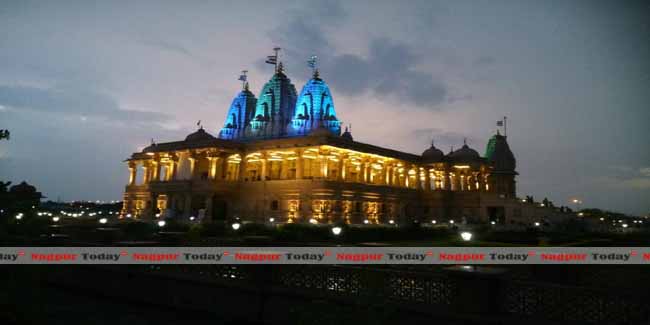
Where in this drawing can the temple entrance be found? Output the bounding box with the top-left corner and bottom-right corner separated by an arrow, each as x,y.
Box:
487,206 -> 505,224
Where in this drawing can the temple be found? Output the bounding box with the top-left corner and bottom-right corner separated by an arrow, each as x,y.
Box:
121,62 -> 566,225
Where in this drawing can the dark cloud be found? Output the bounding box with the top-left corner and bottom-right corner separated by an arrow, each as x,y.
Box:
140,39 -> 194,58
265,1 -> 448,108
0,85 -> 170,122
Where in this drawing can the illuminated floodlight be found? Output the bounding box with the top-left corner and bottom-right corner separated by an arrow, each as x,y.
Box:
622,224 -> 628,228
126,214 -> 132,218
99,218 -> 108,224
388,219 -> 395,224
309,218 -> 319,224
269,217 -> 275,222
363,219 -> 369,224
490,221 -> 496,225
599,218 -> 604,221
534,222 -> 540,227
331,227 -> 342,236
431,220 -> 437,224
15,213 -> 23,220
52,216 -> 60,222
189,216 -> 196,221
449,219 -> 455,224
460,232 -> 473,241
231,222 -> 241,230
157,220 -> 166,227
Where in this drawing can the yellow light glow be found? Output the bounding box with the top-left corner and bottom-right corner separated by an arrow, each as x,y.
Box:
453,165 -> 470,169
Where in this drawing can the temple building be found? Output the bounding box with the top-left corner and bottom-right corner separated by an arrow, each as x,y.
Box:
121,63 -> 564,225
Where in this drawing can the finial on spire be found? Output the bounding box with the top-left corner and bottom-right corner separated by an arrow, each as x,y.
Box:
463,138 -> 467,146
244,81 -> 249,91
430,138 -> 435,147
196,120 -> 202,129
238,70 -> 248,89
307,55 -> 319,77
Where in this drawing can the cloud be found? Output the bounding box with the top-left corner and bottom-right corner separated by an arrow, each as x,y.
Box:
474,55 -> 496,67
140,39 -> 194,58
0,85 -> 170,123
263,1 -> 448,108
595,166 -> 650,190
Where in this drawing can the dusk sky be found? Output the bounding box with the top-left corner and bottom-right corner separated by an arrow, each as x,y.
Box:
0,0 -> 648,215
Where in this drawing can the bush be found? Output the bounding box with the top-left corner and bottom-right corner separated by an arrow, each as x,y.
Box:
120,221 -> 156,240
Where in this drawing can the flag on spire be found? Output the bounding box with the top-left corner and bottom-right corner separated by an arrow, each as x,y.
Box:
265,55 -> 277,65
238,70 -> 248,82
307,55 -> 317,69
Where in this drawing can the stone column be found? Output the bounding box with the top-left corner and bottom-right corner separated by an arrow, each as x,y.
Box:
128,161 -> 137,185
188,152 -> 198,179
260,152 -> 268,180
444,170 -> 451,190
152,159 -> 161,182
362,160 -> 369,183
219,152 -> 229,180
142,162 -> 150,184
296,149 -> 304,179
208,155 -> 220,180
238,151 -> 247,181
424,167 -> 431,191
169,156 -> 179,180
337,155 -> 345,181
320,153 -> 328,179
414,166 -> 421,189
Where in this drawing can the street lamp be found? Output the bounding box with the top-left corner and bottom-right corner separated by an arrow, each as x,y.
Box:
231,222 -> 241,230
157,220 -> 166,227
99,218 -> 108,224
331,226 -> 342,236
460,232 -> 473,241
571,198 -> 582,212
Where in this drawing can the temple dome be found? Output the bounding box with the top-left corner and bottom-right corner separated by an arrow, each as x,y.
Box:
219,83 -> 257,140
421,142 -> 444,162
448,142 -> 481,162
290,70 -> 340,136
485,131 -> 516,172
247,66 -> 298,139
185,128 -> 217,142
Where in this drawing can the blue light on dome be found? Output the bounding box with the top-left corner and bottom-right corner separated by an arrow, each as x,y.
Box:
246,70 -> 297,139
219,85 -> 256,140
290,72 -> 340,136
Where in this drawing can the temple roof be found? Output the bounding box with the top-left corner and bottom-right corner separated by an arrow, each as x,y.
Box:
447,143 -> 481,163
421,141 -> 444,162
185,128 -> 217,142
485,131 -> 516,173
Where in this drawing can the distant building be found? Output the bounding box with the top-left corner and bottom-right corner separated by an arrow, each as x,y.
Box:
0,181 -> 44,211
121,64 -> 566,225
